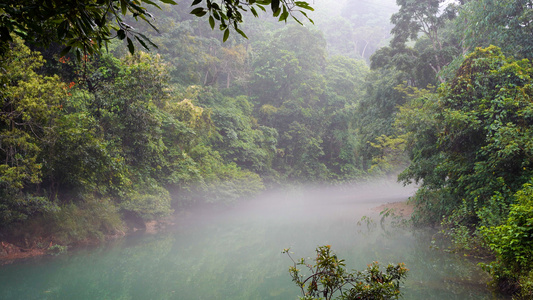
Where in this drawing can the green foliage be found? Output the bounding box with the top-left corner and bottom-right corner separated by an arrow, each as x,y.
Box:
42,90 -> 128,198
368,134 -> 408,176
325,57 -> 368,102
481,181 -> 533,296
246,25 -> 371,182
46,244 -> 68,256
48,196 -> 124,244
190,0 -> 314,38
391,0 -> 450,46
121,184 -> 173,220
0,36 -> 65,226
0,189 -> 55,227
399,46 -> 533,225
392,45 -> 533,296
457,0 -> 533,60
201,164 -> 265,204
440,200 -> 484,254
284,245 -> 408,300
355,68 -> 408,171
0,0 -> 170,57
205,94 -> 277,172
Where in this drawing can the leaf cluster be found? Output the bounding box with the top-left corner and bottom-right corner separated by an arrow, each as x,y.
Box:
0,0 -> 314,58
189,0 -> 314,41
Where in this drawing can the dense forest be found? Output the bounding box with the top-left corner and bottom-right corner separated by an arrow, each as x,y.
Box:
2,0 -> 533,297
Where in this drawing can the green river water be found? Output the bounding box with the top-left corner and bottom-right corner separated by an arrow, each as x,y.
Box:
0,182 -> 509,299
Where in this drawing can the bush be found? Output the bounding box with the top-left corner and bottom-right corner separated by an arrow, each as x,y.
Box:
284,245 -> 408,300
481,181 -> 533,296
49,196 -> 123,244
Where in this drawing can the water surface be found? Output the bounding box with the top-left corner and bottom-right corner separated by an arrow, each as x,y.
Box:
0,181 -> 508,299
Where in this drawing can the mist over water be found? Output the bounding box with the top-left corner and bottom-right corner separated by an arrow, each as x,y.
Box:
0,180 -> 507,299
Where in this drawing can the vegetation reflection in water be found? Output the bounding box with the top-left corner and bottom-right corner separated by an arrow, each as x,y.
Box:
0,184 -> 508,300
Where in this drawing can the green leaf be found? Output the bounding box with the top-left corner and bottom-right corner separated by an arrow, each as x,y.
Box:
250,6 -> 258,17
191,0 -> 202,6
159,0 -> 177,4
190,7 -> 206,16
235,27 -> 248,39
137,33 -> 158,48
127,37 -> 134,54
120,0 -> 127,15
271,0 -> 280,14
94,14 -> 104,27
223,28 -> 229,42
300,11 -> 314,24
135,36 -> 150,50
209,15 -> 215,29
279,6 -> 288,22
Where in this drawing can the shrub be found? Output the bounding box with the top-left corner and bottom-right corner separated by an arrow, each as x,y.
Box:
49,196 -> 123,244
284,245 -> 408,300
481,181 -> 533,297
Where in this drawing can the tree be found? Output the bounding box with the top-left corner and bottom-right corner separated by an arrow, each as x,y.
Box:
390,0 -> 458,82
0,0 -> 314,58
0,36 -> 65,225
320,56 -> 368,178
219,44 -> 250,88
355,68 -> 407,171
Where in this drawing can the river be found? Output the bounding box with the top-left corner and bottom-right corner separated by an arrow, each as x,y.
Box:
0,181 -> 509,299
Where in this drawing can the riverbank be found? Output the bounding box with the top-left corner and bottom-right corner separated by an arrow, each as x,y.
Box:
0,241 -> 47,262
0,216 -> 180,265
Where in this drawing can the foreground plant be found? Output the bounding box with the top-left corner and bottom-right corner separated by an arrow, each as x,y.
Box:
283,245 -> 408,300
